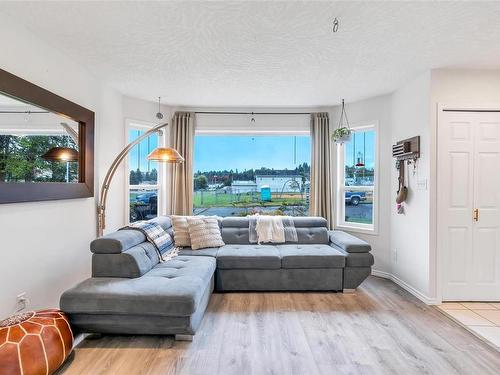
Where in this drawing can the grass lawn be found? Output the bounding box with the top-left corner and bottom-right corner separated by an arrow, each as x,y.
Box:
346,216 -> 373,224
193,191 -> 306,208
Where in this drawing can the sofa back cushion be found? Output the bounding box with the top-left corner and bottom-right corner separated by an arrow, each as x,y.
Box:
221,216 -> 329,245
90,216 -> 173,278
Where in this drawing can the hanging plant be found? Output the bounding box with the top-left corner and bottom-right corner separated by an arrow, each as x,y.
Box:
332,99 -> 352,144
332,127 -> 352,144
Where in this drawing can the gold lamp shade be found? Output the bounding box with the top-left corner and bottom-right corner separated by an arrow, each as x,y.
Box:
42,147 -> 79,162
147,147 -> 184,163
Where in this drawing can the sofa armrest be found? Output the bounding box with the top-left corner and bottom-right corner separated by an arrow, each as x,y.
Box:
328,230 -> 371,253
91,230 -> 146,254
331,245 -> 374,267
91,216 -> 173,254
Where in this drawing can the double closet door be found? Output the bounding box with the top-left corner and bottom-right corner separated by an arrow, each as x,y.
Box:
439,110 -> 500,301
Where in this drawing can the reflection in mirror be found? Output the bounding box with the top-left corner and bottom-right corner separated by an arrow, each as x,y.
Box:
0,93 -> 79,183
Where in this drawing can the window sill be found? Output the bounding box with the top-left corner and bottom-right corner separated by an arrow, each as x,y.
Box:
335,224 -> 378,236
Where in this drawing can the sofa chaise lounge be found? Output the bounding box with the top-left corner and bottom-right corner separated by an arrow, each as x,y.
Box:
61,216 -> 373,340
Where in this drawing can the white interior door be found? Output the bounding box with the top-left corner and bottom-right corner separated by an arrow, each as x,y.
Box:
439,110 -> 500,301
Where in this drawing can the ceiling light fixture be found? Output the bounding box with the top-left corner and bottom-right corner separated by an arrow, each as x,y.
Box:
156,96 -> 163,120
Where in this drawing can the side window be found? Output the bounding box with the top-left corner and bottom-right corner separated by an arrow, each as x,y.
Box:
336,126 -> 377,232
127,125 -> 160,223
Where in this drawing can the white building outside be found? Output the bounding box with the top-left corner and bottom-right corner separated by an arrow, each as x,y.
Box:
229,180 -> 258,194
255,175 -> 305,193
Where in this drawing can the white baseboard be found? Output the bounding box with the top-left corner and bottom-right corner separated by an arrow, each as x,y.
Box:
371,269 -> 439,305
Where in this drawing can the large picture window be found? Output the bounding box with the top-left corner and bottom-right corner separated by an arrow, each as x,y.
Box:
193,135 -> 311,217
127,122 -> 162,223
336,124 -> 377,232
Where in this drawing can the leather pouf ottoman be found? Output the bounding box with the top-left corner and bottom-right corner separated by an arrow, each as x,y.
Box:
0,309 -> 73,375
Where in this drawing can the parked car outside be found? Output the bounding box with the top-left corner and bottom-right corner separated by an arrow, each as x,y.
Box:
345,191 -> 366,206
135,192 -> 157,204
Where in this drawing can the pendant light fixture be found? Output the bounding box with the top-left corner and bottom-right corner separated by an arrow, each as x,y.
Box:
42,146 -> 78,162
156,97 -> 163,120
42,123 -> 79,162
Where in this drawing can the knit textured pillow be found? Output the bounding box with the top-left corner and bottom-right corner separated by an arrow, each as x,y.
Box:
171,215 -> 192,247
187,216 -> 225,250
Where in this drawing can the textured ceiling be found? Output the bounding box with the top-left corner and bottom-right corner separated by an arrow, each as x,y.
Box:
2,1 -> 500,106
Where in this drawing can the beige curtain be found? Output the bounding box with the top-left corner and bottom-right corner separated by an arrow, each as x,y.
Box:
168,112 -> 195,215
310,112 -> 334,228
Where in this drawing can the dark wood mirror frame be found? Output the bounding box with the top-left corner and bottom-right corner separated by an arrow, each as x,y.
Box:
0,68 -> 94,203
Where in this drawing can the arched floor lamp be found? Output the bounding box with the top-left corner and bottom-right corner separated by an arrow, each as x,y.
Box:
97,122 -> 183,237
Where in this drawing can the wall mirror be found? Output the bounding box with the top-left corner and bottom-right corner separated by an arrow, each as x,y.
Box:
0,68 -> 94,203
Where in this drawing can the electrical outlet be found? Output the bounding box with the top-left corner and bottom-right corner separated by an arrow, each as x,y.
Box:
16,292 -> 28,312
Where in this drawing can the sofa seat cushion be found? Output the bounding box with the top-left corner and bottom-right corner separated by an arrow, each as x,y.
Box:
149,256 -> 215,285
216,245 -> 281,269
61,256 -> 215,317
178,247 -> 219,258
277,245 -> 345,269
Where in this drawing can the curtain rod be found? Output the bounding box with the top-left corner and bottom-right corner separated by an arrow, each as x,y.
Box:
442,109 -> 500,112
0,110 -> 50,114
194,111 -> 311,115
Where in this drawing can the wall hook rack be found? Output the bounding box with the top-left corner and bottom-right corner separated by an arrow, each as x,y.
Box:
392,136 -> 420,206
392,136 -> 420,162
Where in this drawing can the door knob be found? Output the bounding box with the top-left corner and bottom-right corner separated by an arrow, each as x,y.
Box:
473,208 -> 479,222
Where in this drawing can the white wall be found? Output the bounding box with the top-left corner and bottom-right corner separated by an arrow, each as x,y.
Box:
431,69 -> 500,108
329,94 -> 393,274
194,111 -> 310,134
340,69 -> 500,303
97,89 -> 124,233
0,16 -> 123,318
123,96 -> 172,126
390,72 -> 432,299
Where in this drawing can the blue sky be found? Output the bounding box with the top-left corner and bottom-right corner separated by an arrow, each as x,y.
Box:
128,130 -> 375,173
194,135 -> 311,172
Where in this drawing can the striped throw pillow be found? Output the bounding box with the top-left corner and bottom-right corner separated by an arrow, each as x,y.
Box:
187,217 -> 225,250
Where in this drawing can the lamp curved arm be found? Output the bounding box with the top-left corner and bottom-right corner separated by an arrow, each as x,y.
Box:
97,122 -> 168,237
60,122 -> 79,143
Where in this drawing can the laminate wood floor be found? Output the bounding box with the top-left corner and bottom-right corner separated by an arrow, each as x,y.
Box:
57,276 -> 500,375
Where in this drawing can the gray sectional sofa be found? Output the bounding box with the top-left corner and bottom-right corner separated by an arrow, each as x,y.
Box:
61,216 -> 373,340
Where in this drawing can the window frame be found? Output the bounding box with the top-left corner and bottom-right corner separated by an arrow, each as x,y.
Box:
334,121 -> 379,235
124,119 -> 165,224
193,129 -> 312,217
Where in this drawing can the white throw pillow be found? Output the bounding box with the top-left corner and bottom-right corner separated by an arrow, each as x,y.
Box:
171,215 -> 192,247
186,216 -> 225,250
